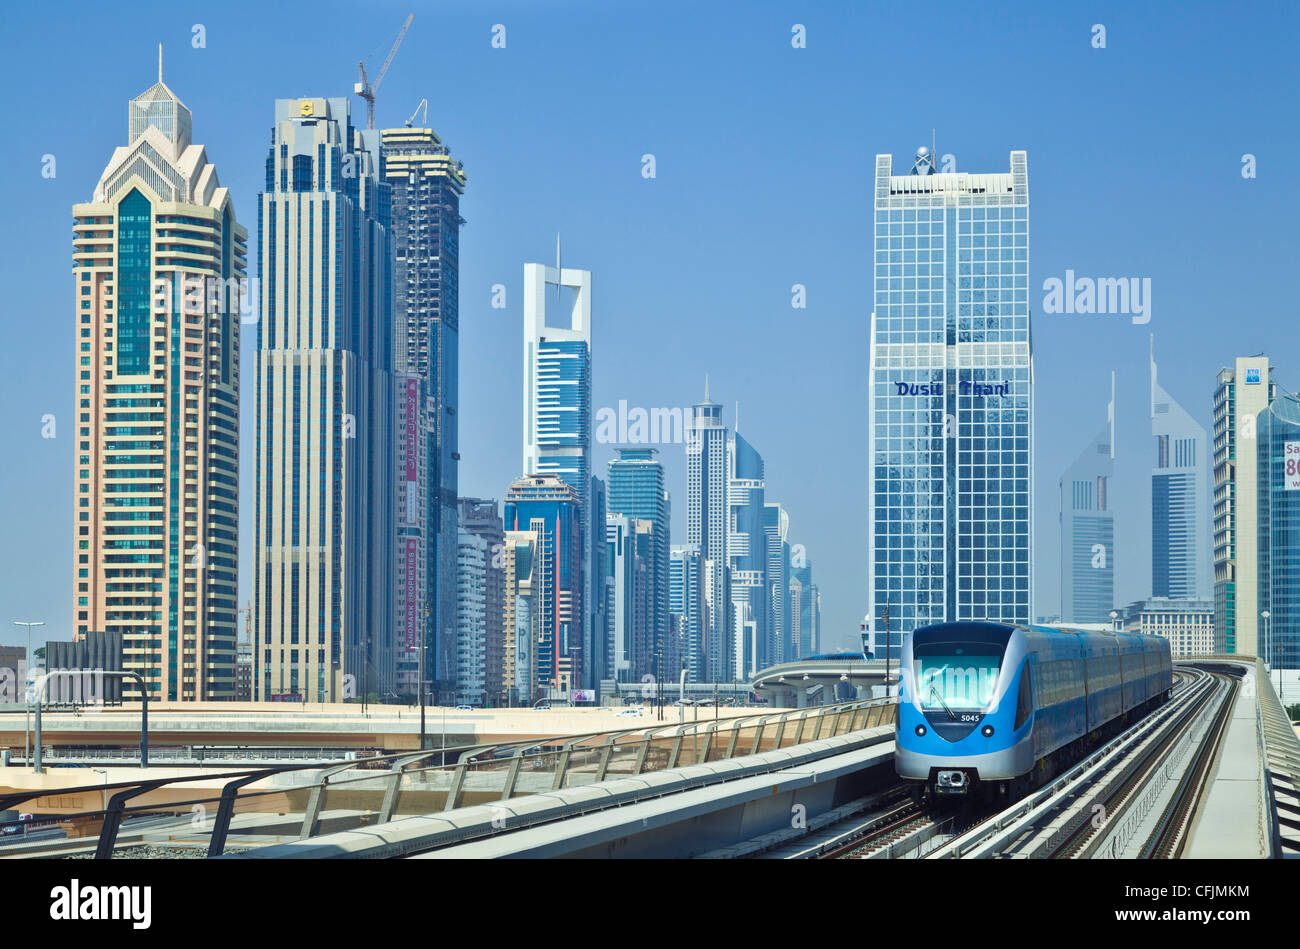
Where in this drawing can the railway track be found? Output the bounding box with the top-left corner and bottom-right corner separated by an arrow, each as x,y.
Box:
926,667 -> 1235,858
1042,673 -> 1228,858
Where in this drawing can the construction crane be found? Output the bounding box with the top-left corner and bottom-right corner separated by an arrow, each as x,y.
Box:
355,13 -> 414,130
405,98 -> 428,128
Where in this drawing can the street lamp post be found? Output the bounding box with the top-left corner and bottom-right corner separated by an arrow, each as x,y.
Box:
13,621 -> 44,766
679,667 -> 687,723
880,604 -> 891,699
92,768 -> 108,814
1262,610 -> 1275,701
421,605 -> 429,751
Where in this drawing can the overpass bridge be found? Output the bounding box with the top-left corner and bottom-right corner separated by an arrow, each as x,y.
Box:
3,654 -> 1296,859
750,658 -> 889,707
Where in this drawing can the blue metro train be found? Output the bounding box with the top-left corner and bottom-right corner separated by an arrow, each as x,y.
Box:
895,621 -> 1172,804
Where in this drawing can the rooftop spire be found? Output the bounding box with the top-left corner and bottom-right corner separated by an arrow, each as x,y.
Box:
704,373 -> 710,402
158,43 -> 163,84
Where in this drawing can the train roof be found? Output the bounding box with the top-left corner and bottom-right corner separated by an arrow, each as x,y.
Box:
911,620 -> 1169,654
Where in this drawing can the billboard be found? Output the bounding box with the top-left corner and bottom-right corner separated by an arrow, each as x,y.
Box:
570,689 -> 595,704
405,538 -> 419,649
1286,442 -> 1300,491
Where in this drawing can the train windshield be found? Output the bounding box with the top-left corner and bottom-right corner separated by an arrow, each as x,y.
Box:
910,624 -> 1013,713
915,652 -> 1000,711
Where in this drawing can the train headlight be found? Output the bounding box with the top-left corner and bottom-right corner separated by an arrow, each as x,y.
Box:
981,725 -> 994,738
914,724 -> 927,737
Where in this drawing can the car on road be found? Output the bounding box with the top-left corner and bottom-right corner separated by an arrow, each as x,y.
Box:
1,814 -> 33,836
616,707 -> 643,718
453,705 -> 474,711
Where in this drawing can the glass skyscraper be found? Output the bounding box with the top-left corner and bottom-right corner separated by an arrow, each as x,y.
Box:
670,544 -> 704,681
503,474 -> 584,696
763,502 -> 790,663
382,126 -> 466,703
523,259 -> 594,687
253,97 -> 395,702
727,431 -> 767,678
607,449 -> 670,680
1059,374 -> 1115,623
686,380 -> 731,682
1150,335 -> 1211,601
1257,393 -> 1300,670
869,148 -> 1032,644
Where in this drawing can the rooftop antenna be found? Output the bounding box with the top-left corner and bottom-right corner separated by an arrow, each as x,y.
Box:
1108,370 -> 1116,460
555,233 -> 562,306
932,128 -> 936,168
158,43 -> 163,83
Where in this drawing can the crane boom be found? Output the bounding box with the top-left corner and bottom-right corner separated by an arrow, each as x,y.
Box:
375,14 -> 414,93
355,13 -> 414,130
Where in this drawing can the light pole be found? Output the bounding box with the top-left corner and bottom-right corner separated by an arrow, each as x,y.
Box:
420,605 -> 429,751
13,621 -> 44,765
880,604 -> 891,699
92,768 -> 108,815
1262,610 -> 1275,700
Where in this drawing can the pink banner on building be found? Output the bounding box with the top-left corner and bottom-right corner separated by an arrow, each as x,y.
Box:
405,379 -> 419,482
405,537 -> 419,650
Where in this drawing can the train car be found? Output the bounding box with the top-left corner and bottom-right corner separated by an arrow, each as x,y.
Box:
895,621 -> 1171,805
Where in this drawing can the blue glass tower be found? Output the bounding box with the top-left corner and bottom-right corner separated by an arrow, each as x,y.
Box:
1059,374 -> 1115,623
607,449 -> 669,680
728,430 -> 767,677
503,474 -> 584,695
869,148 -> 1032,646
1150,335 -> 1211,600
1258,393 -> 1300,671
523,259 -> 594,687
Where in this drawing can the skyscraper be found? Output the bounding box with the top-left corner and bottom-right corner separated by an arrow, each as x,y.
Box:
455,528 -> 487,706
459,498 -> 504,704
382,125 -> 466,704
522,255 -> 594,687
791,558 -> 820,657
1257,392 -> 1300,670
502,529 -> 536,705
253,96 -> 394,702
1150,336 -> 1211,601
686,379 -> 731,682
607,448 -> 670,679
1213,357 -> 1276,655
868,148 -> 1033,642
764,502 -> 791,663
589,475 -> 607,691
503,474 -> 584,697
670,544 -> 704,681
728,430 -> 767,678
73,54 -> 246,700
1059,373 -> 1115,624
606,514 -> 638,683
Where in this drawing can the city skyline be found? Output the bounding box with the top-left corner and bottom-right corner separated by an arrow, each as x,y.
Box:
4,3 -> 1298,660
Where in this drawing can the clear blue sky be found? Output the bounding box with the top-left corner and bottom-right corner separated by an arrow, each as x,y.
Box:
1,0 -> 1296,655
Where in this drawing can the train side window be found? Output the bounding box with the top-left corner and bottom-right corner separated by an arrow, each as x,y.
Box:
1015,668 -> 1033,728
